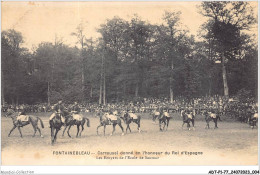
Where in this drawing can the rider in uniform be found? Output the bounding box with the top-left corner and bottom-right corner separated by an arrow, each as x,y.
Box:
17,104 -> 26,127
71,102 -> 80,114
49,100 -> 66,127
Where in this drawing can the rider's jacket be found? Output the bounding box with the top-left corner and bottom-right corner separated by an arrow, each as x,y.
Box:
53,103 -> 65,114
70,104 -> 80,114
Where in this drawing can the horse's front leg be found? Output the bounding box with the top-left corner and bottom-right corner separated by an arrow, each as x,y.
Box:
159,120 -> 162,131
36,126 -> 44,138
166,118 -> 169,131
97,124 -> 102,135
205,119 -> 210,129
111,123 -> 116,136
128,124 -> 131,133
118,123 -> 124,136
17,126 -> 23,138
67,125 -> 72,138
51,128 -> 55,145
76,125 -> 80,138
62,125 -> 68,136
126,124 -> 130,133
54,129 -> 59,143
191,119 -> 195,130
8,125 -> 17,137
137,120 -> 141,133
214,119 -> 218,129
187,122 -> 191,131
80,124 -> 84,137
103,125 -> 106,136
163,120 -> 166,131
32,127 -> 37,137
182,122 -> 185,129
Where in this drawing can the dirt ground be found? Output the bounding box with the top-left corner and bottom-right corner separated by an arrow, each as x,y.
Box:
1,112 -> 258,165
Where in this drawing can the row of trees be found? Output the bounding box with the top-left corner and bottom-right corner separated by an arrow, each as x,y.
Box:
2,2 -> 257,105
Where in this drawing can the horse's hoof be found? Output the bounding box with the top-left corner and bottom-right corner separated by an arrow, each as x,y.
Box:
121,133 -> 125,136
110,133 -> 113,136
41,135 -> 44,138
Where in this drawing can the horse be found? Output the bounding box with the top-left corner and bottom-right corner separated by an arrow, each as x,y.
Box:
204,111 -> 220,129
96,112 -> 124,136
49,110 -> 64,145
158,111 -> 172,131
121,112 -> 141,133
151,110 -> 160,123
248,112 -> 258,129
62,111 -> 90,138
5,109 -> 44,138
181,111 -> 195,130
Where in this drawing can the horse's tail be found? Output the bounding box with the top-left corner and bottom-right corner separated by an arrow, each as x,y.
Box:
85,117 -> 90,127
37,117 -> 45,128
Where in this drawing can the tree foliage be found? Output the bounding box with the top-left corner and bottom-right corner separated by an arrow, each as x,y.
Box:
1,3 -> 257,105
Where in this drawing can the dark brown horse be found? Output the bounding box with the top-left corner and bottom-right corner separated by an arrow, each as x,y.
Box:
96,113 -> 124,136
62,113 -> 90,138
204,111 -> 220,129
121,112 -> 141,133
151,110 -> 160,123
181,111 -> 195,130
248,113 -> 258,129
158,111 -> 172,131
5,109 -> 44,138
49,110 -> 63,145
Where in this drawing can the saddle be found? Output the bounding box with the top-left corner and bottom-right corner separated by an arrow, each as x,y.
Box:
129,113 -> 138,120
17,115 -> 29,122
210,113 -> 217,119
106,114 -> 118,121
72,114 -> 83,121
154,111 -> 160,116
187,114 -> 193,119
164,112 -> 170,118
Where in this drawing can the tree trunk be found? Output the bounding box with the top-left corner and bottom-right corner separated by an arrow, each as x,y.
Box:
99,82 -> 102,105
135,83 -> 139,97
99,72 -> 102,105
208,80 -> 212,96
169,59 -> 174,103
12,98 -> 14,106
16,96 -> 19,106
222,54 -> 229,97
81,58 -> 85,103
90,85 -> 93,98
103,71 -> 106,105
123,81 -> 126,97
1,81 -> 5,107
47,81 -> 50,106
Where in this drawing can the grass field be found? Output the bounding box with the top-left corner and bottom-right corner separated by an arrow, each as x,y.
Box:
1,112 -> 258,165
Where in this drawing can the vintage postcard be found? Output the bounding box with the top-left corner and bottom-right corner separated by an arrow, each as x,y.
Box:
1,1 -> 258,169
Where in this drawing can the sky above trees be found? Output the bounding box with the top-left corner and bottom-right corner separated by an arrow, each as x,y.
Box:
2,1 -> 252,50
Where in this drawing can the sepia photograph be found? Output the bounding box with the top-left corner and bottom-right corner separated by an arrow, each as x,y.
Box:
0,1 -> 259,173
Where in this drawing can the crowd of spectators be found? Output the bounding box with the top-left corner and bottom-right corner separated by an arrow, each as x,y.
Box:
2,95 -> 257,122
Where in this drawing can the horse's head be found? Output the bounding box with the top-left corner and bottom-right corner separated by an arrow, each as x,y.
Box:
121,112 -> 129,122
5,109 -> 15,118
55,110 -> 63,120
